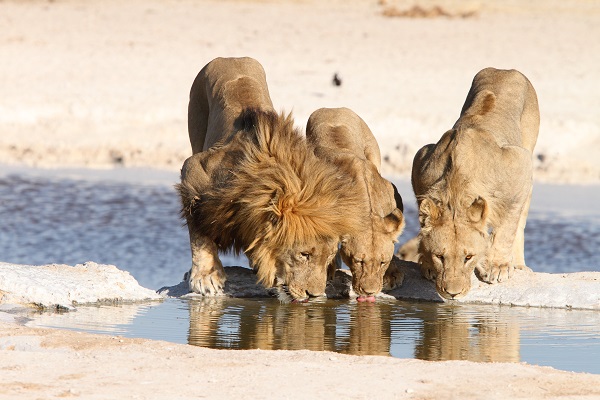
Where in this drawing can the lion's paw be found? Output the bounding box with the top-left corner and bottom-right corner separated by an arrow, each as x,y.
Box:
420,263 -> 437,282
187,267 -> 227,296
479,262 -> 513,284
515,264 -> 533,273
383,262 -> 404,291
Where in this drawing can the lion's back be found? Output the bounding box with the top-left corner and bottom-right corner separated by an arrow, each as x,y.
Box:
188,57 -> 275,153
306,107 -> 381,169
413,68 -> 538,222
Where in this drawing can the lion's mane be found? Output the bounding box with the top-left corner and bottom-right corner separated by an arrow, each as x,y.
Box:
178,109 -> 364,287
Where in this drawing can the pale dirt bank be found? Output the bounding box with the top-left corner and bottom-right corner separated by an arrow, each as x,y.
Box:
0,0 -> 599,183
1,263 -> 600,399
2,321 -> 600,400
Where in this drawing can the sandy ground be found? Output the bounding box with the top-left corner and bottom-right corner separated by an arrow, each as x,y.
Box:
1,319 -> 600,400
1,0 -> 599,183
2,0 -> 600,398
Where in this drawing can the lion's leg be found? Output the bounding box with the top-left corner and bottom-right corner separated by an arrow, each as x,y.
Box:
481,236 -> 514,284
186,222 -> 227,295
482,212 -> 523,283
512,187 -> 532,271
481,146 -> 533,283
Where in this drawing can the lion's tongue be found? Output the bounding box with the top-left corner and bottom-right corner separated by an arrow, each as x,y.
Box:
357,295 -> 376,303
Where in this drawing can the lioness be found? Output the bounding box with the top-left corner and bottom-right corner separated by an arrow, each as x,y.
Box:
306,107 -> 405,301
177,57 -> 363,302
412,68 -> 539,299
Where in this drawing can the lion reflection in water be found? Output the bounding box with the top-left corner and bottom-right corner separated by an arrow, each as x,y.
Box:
415,305 -> 520,363
187,300 -> 520,363
187,298 -> 391,356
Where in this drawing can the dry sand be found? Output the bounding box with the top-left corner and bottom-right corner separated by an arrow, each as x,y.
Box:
1,0 -> 599,183
1,0 -> 600,398
2,320 -> 600,400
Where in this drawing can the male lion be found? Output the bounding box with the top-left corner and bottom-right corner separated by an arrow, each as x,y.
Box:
412,68 -> 539,299
177,57 -> 363,302
306,107 -> 406,302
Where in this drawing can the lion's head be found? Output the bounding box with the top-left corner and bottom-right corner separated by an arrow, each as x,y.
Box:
265,238 -> 339,303
418,196 -> 490,299
340,209 -> 404,298
339,179 -> 405,299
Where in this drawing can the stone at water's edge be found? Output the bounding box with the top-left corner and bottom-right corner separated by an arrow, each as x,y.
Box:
387,261 -> 600,310
157,266 -> 354,300
1,261 -> 598,311
161,262 -> 600,311
0,261 -> 162,310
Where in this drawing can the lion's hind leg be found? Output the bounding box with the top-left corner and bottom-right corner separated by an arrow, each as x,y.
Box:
512,186 -> 533,273
186,226 -> 227,296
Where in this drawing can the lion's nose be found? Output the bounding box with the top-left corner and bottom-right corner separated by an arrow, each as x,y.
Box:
306,290 -> 325,298
444,289 -> 461,299
442,286 -> 462,299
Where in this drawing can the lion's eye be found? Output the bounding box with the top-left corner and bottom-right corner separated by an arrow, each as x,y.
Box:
464,254 -> 473,262
300,252 -> 310,261
436,254 -> 444,263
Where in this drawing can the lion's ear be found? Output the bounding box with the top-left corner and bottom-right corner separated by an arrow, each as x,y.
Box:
467,197 -> 488,226
384,208 -> 405,239
419,197 -> 441,229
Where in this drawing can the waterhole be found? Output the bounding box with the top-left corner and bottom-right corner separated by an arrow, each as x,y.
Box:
1,167 -> 599,374
24,298 -> 600,374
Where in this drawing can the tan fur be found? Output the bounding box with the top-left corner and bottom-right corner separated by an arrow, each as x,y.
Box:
412,68 -> 539,299
396,236 -> 420,263
306,107 -> 406,297
178,58 -> 363,302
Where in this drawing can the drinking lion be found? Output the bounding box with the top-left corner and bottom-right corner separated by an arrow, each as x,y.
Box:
306,107 -> 406,302
412,67 -> 539,299
177,57 -> 363,302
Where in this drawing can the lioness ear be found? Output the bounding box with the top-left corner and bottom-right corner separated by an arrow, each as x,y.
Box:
384,208 -> 405,239
419,197 -> 441,229
468,197 -> 488,225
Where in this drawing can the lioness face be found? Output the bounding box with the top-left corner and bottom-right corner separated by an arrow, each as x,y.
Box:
275,239 -> 339,303
419,222 -> 489,300
340,234 -> 395,297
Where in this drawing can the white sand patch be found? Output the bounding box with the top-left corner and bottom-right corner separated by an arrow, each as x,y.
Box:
0,262 -> 162,310
0,0 -> 598,183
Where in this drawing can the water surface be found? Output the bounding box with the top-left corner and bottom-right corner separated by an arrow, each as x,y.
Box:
1,169 -> 598,290
1,167 -> 599,374
25,297 -> 600,374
